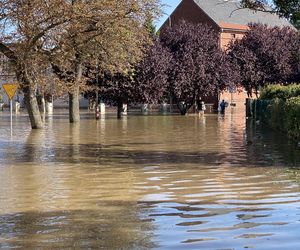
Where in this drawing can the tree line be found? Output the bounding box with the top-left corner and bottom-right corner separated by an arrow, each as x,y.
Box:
0,1 -> 300,129
94,21 -> 300,116
0,0 -> 161,128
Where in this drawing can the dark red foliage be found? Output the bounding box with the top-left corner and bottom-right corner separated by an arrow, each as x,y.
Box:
228,23 -> 300,97
289,32 -> 300,82
98,38 -> 171,107
134,39 -> 171,104
99,72 -> 134,105
160,21 -> 236,114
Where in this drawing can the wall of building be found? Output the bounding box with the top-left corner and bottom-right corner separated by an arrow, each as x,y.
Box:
220,31 -> 244,49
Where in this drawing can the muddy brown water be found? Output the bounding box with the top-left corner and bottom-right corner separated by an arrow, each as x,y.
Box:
0,109 -> 299,249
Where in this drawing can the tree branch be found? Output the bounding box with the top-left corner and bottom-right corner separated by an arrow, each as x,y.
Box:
0,42 -> 17,62
29,19 -> 69,48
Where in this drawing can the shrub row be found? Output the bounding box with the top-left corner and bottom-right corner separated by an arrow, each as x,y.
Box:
259,84 -> 300,100
285,97 -> 300,141
254,85 -> 300,142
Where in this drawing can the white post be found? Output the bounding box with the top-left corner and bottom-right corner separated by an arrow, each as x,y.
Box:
41,96 -> 46,114
15,101 -> 20,113
100,102 -> 105,114
122,104 -> 128,115
46,102 -> 53,114
141,103 -> 148,114
162,103 -> 168,114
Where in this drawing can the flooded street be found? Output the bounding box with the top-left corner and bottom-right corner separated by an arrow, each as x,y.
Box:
0,109 -> 299,249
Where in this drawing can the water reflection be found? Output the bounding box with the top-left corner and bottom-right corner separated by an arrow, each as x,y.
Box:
0,110 -> 299,249
137,164 -> 300,248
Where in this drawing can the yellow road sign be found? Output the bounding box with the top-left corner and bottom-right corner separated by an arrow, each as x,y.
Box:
2,84 -> 18,100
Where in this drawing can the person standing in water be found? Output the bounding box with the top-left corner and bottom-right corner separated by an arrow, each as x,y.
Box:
197,100 -> 206,117
220,100 -> 227,114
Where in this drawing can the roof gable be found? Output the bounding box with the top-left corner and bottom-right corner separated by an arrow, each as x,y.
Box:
193,0 -> 293,29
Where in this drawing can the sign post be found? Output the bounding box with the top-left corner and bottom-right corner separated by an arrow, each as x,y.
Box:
2,84 -> 19,137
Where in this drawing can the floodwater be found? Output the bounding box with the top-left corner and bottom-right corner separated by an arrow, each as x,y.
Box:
0,109 -> 299,249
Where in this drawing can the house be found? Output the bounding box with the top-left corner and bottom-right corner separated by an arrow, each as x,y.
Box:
160,0 -> 293,109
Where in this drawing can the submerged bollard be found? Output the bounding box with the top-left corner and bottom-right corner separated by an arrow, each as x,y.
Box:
141,103 -> 148,114
122,104 -> 128,115
46,102 -> 53,114
95,105 -> 100,120
14,101 -> 20,113
100,103 -> 105,114
162,103 -> 168,114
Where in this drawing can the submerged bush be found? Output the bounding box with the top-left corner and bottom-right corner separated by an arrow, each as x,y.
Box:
285,97 -> 300,141
255,85 -> 300,142
267,98 -> 287,132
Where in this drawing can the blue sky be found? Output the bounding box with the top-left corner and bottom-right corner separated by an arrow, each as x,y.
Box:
155,0 -> 181,29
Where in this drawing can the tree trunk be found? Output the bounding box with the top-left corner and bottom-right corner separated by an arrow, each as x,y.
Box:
69,85 -> 80,123
117,99 -> 123,119
23,86 -> 43,129
69,60 -> 82,123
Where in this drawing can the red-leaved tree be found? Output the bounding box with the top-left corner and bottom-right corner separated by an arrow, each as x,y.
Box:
97,39 -> 171,118
160,21 -> 236,115
134,39 -> 171,104
228,24 -> 300,97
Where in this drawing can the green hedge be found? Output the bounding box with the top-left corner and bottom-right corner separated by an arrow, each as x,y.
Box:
260,84 -> 300,100
267,98 -> 287,132
285,97 -> 300,141
254,85 -> 300,142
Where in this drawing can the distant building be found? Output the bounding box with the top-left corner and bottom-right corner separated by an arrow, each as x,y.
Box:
160,0 -> 293,108
161,0 -> 292,48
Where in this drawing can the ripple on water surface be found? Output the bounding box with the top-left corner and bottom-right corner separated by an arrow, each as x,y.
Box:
0,111 -> 299,249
